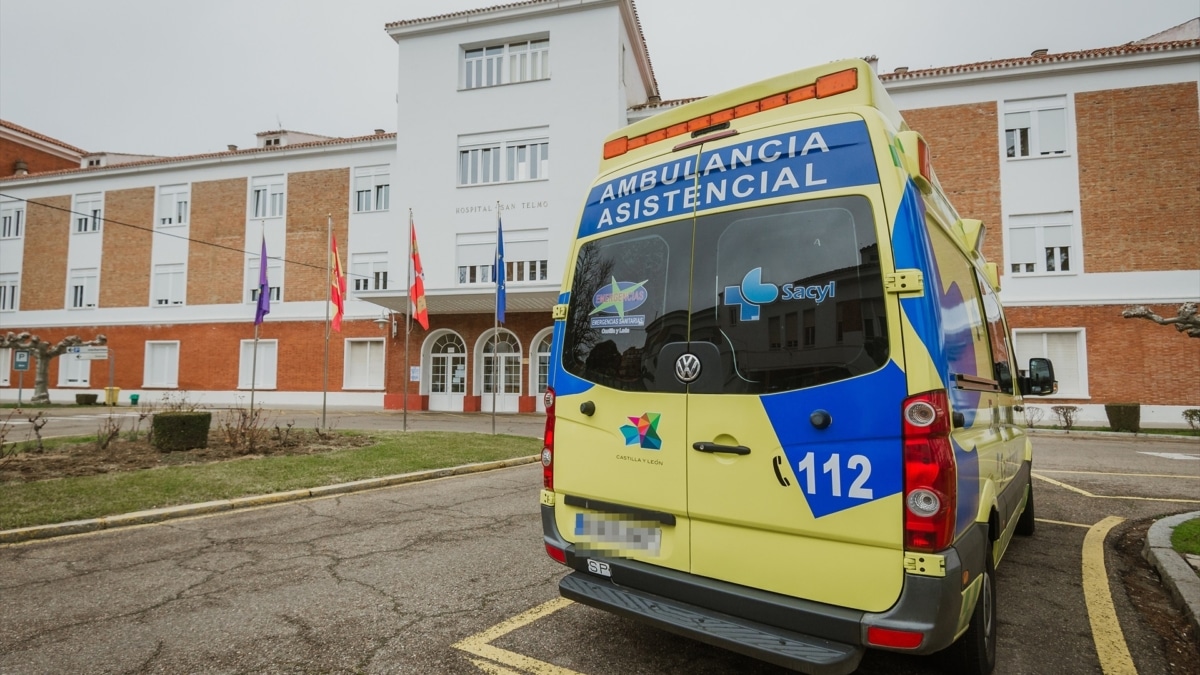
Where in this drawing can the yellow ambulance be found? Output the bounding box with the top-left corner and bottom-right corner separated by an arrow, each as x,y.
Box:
539,58 -> 1056,675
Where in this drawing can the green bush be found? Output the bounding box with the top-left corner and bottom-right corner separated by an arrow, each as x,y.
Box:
152,411 -> 212,452
1104,403 -> 1140,433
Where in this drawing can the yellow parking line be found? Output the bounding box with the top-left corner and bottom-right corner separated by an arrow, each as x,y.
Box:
469,658 -> 526,675
1081,516 -> 1136,675
1035,518 -> 1092,529
1032,473 -> 1200,504
1038,469 -> 1199,479
453,597 -> 580,674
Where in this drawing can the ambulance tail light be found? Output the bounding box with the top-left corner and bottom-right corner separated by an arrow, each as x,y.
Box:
541,388 -> 556,490
902,390 -> 957,553
603,67 -> 860,160
866,626 -> 924,650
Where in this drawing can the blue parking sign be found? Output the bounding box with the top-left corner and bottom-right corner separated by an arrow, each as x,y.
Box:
13,350 -> 30,371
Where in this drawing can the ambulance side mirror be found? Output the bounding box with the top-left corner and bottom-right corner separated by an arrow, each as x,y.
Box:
1020,358 -> 1057,396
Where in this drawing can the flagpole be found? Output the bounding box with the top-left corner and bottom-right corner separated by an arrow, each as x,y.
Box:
492,201 -> 500,435
322,214 -> 331,429
404,209 -> 414,433
251,221 -> 264,412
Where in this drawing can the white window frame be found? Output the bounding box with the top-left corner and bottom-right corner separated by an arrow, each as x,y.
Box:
250,175 -> 285,219
458,130 -> 550,187
0,201 -> 24,239
73,192 -> 103,233
246,255 -> 283,304
68,267 -> 99,309
153,263 -> 186,306
1006,212 -> 1078,277
1003,96 -> 1069,159
350,252 -> 389,291
343,339 -> 385,390
352,166 -> 390,213
1012,328 -> 1088,399
238,339 -> 278,389
157,184 -> 190,227
143,341 -> 180,388
0,272 -> 17,312
58,352 -> 90,387
462,37 -> 548,90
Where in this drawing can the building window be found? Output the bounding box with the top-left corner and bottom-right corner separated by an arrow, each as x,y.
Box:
1013,330 -> 1086,398
1007,212 -> 1075,276
344,340 -> 384,389
246,255 -> 282,303
58,352 -> 90,387
251,175 -> 285,218
73,193 -> 103,233
0,202 -> 23,238
463,38 -> 548,89
0,273 -> 17,312
458,130 -> 549,186
0,349 -> 9,386
143,341 -> 180,388
350,252 -> 389,291
157,184 -> 190,226
457,230 -> 548,287
238,339 -> 277,389
153,263 -> 185,306
1004,97 -> 1068,158
68,268 -> 98,308
353,166 -> 390,212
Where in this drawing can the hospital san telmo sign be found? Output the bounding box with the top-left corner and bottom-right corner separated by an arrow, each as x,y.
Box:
455,200 -> 549,215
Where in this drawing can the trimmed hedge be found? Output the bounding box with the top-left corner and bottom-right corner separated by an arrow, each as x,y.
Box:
1104,403 -> 1141,433
152,411 -> 212,452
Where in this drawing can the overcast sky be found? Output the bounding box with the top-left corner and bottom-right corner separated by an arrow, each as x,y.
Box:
1,0 -> 1195,157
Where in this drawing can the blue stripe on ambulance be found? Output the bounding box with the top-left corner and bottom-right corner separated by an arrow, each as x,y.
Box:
890,179 -> 982,537
550,291 -> 593,397
759,362 -> 906,518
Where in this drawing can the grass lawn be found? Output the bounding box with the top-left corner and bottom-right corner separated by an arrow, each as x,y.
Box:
0,431 -> 538,530
1172,518 -> 1200,557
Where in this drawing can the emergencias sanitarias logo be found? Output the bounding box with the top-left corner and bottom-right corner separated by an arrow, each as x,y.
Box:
620,412 -> 662,450
589,277 -> 649,330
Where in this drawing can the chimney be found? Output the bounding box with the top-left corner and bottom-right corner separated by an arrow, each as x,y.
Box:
227,144 -> 238,152
1031,48 -> 1049,57
864,55 -> 878,73
374,128 -> 385,135
893,66 -> 909,74
13,159 -> 29,176
647,95 -> 661,105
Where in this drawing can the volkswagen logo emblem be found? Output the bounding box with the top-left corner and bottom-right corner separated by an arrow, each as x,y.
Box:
675,353 -> 702,383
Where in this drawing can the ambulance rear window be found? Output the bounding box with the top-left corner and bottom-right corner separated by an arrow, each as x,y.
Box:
561,195 -> 886,394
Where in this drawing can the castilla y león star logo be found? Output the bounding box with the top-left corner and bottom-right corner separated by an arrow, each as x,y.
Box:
620,413 -> 662,450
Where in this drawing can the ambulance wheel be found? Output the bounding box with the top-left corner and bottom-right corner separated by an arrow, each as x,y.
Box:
1015,483 -> 1035,536
949,553 -> 997,675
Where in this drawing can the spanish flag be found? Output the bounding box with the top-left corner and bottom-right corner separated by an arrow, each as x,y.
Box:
331,234 -> 347,332
410,218 -> 429,330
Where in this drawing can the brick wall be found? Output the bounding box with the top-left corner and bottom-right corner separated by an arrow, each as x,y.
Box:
188,178 -> 248,305
1007,304 -> 1198,406
20,195 -> 70,310
1076,82 -> 1200,273
901,103 -> 1004,266
0,138 -> 78,176
285,169 -> 349,302
100,187 -> 154,308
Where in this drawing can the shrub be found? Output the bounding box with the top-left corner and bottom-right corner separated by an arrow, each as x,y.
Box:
1024,406 -> 1045,429
152,411 -> 212,452
1050,405 -> 1081,431
1184,409 -> 1200,432
1104,403 -> 1141,433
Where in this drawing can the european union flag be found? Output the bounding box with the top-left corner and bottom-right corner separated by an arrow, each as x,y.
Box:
495,216 -> 506,323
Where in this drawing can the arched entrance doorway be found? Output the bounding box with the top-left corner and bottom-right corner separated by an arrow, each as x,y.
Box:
531,329 -> 553,412
429,333 -> 466,412
479,330 -> 520,413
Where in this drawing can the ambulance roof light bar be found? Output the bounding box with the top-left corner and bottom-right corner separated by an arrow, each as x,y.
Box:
604,68 -> 859,160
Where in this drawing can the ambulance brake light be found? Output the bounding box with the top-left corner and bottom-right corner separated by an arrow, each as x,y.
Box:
542,387 -> 556,490
902,390 -> 957,553
602,68 -> 860,160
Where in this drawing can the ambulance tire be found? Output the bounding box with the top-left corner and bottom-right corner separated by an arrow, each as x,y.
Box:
1015,482 -> 1035,536
949,552 -> 997,675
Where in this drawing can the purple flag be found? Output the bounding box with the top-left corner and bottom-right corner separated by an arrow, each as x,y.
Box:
255,235 -> 270,325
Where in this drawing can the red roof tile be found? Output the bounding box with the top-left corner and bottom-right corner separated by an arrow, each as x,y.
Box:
0,118 -> 87,155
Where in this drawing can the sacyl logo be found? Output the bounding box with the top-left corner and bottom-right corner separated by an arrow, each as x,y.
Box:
723,267 -> 837,322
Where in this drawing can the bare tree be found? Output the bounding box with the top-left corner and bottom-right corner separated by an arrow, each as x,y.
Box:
1121,302 -> 1199,338
0,332 -> 107,403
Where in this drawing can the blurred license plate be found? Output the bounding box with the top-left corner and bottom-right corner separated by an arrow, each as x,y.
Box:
575,513 -> 661,556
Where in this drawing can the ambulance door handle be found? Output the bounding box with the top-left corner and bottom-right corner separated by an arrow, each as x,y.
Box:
692,442 -> 751,456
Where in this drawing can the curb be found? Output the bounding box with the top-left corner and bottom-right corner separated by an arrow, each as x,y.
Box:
0,455 -> 539,545
1142,510 -> 1200,638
